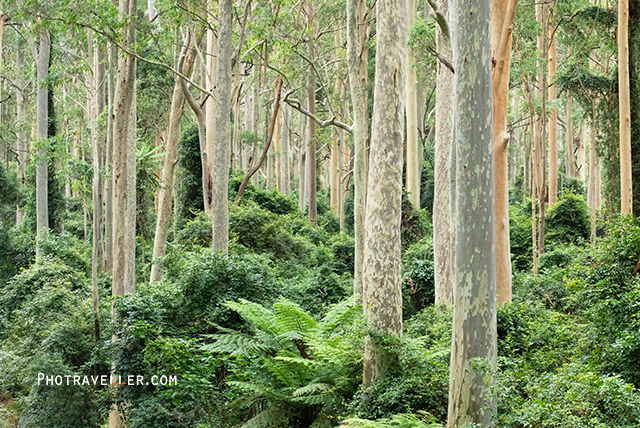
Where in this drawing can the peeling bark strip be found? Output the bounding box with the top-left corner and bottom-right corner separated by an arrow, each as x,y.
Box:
447,0 -> 498,424
362,0 -> 407,388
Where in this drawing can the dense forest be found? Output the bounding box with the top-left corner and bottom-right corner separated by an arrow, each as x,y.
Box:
1,0 -> 640,426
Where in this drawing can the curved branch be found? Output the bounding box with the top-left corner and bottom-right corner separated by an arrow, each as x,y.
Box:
283,90 -> 353,134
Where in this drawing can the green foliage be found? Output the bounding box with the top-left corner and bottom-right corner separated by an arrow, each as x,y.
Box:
175,125 -> 204,230
545,194 -> 589,248
401,238 -> 435,319
202,296 -> 365,428
342,413 -> 443,428
509,200 -> 533,272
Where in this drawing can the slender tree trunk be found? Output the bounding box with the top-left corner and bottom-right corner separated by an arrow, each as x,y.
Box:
28,31 -> 51,259
16,50 -> 26,226
110,1 -> 137,427
433,0 -> 454,306
252,75 -> 260,187
536,2 -> 547,255
620,0 -> 632,214
548,25 -> 558,206
492,0 -> 517,305
447,0 -> 497,421
212,0 -> 233,252
299,96 -> 307,211
362,0 -> 407,388
273,103 -> 281,191
150,34 -> 197,282
281,102 -> 291,195
205,14 -> 218,214
307,0 -> 318,224
347,0 -> 368,300
578,124 -> 586,181
105,42 -> 116,273
405,0 -> 420,209
331,30 -> 343,215
566,90 -> 575,178
588,106 -> 597,244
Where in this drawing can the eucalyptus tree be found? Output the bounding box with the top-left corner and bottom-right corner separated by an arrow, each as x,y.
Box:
447,0 -> 497,423
362,0 -> 407,387
620,0 -> 632,214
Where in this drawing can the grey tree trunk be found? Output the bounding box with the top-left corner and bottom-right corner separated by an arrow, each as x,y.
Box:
150,34 -> 197,282
307,0 -> 318,224
433,0 -> 454,306
566,91 -> 575,178
362,0 -> 407,387
281,102 -> 291,195
110,1 -> 137,426
15,50 -> 26,226
447,0 -> 497,423
28,31 -> 51,259
347,0 -> 368,300
105,42 -> 116,273
205,20 -> 218,214
251,76 -> 260,187
212,0 -> 233,252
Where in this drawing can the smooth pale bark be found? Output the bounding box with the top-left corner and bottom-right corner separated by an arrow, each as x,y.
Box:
566,91 -> 575,178
433,0 -> 454,306
273,104 -> 281,191
536,2 -> 547,255
491,0 -> 517,306
205,20 -> 218,214
212,0 -> 233,253
281,103 -> 291,195
150,35 -> 197,282
548,28 -> 558,206
252,76 -> 260,187
16,49 -> 26,226
299,96 -> 307,211
405,0 -> 420,209
105,42 -> 116,273
110,1 -> 137,427
307,0 -> 318,224
330,30 -> 343,215
347,0 -> 368,300
363,0 -> 407,388
88,32 -> 104,344
447,0 -> 497,422
28,31 -> 51,259
620,0 -> 632,214
588,110 -> 597,245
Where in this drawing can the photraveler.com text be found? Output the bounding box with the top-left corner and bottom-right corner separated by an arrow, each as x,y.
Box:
37,373 -> 178,386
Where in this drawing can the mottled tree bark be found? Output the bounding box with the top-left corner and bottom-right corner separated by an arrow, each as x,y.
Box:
447,0 -> 498,422
566,91 -> 575,178
588,105 -> 597,245
433,0 -> 454,306
307,0 -> 318,224
150,34 -> 197,282
27,31 -> 50,259
347,0 -> 368,300
205,15 -> 218,215
105,42 -> 116,273
362,0 -> 407,388
212,0 -> 233,252
281,103 -> 291,195
15,49 -> 26,226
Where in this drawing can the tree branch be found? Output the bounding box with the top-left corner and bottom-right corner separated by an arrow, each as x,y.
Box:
283,89 -> 353,134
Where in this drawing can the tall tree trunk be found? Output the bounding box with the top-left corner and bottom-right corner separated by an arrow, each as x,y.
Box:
566,90 -> 575,178
307,0 -> 318,224
447,0 -> 497,421
16,49 -> 26,226
331,30 -> 343,215
620,0 -> 633,214
578,124 -> 586,181
105,42 -> 116,273
150,33 -> 197,282
362,0 -> 407,388
405,0 -> 420,209
212,0 -> 233,252
536,2 -> 547,255
347,0 -> 368,300
548,24 -> 558,206
588,107 -> 597,244
252,75 -> 260,187
273,103 -> 281,191
433,0 -> 454,306
299,96 -> 307,211
205,14 -> 218,215
110,1 -> 137,427
28,31 -> 51,259
281,102 -> 291,195
492,0 -> 517,305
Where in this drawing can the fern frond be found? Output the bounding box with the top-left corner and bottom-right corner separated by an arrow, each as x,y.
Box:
263,356 -> 301,388
201,332 -> 278,358
229,381 -> 291,403
242,406 -> 287,428
275,355 -> 320,368
340,414 -> 444,428
273,298 -> 318,334
319,295 -> 361,336
293,382 -> 334,397
225,299 -> 279,335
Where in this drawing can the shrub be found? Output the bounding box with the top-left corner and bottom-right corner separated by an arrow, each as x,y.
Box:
402,239 -> 435,319
545,193 -> 589,248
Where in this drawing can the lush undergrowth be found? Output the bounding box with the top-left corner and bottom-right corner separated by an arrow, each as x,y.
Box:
2,180 -> 640,427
